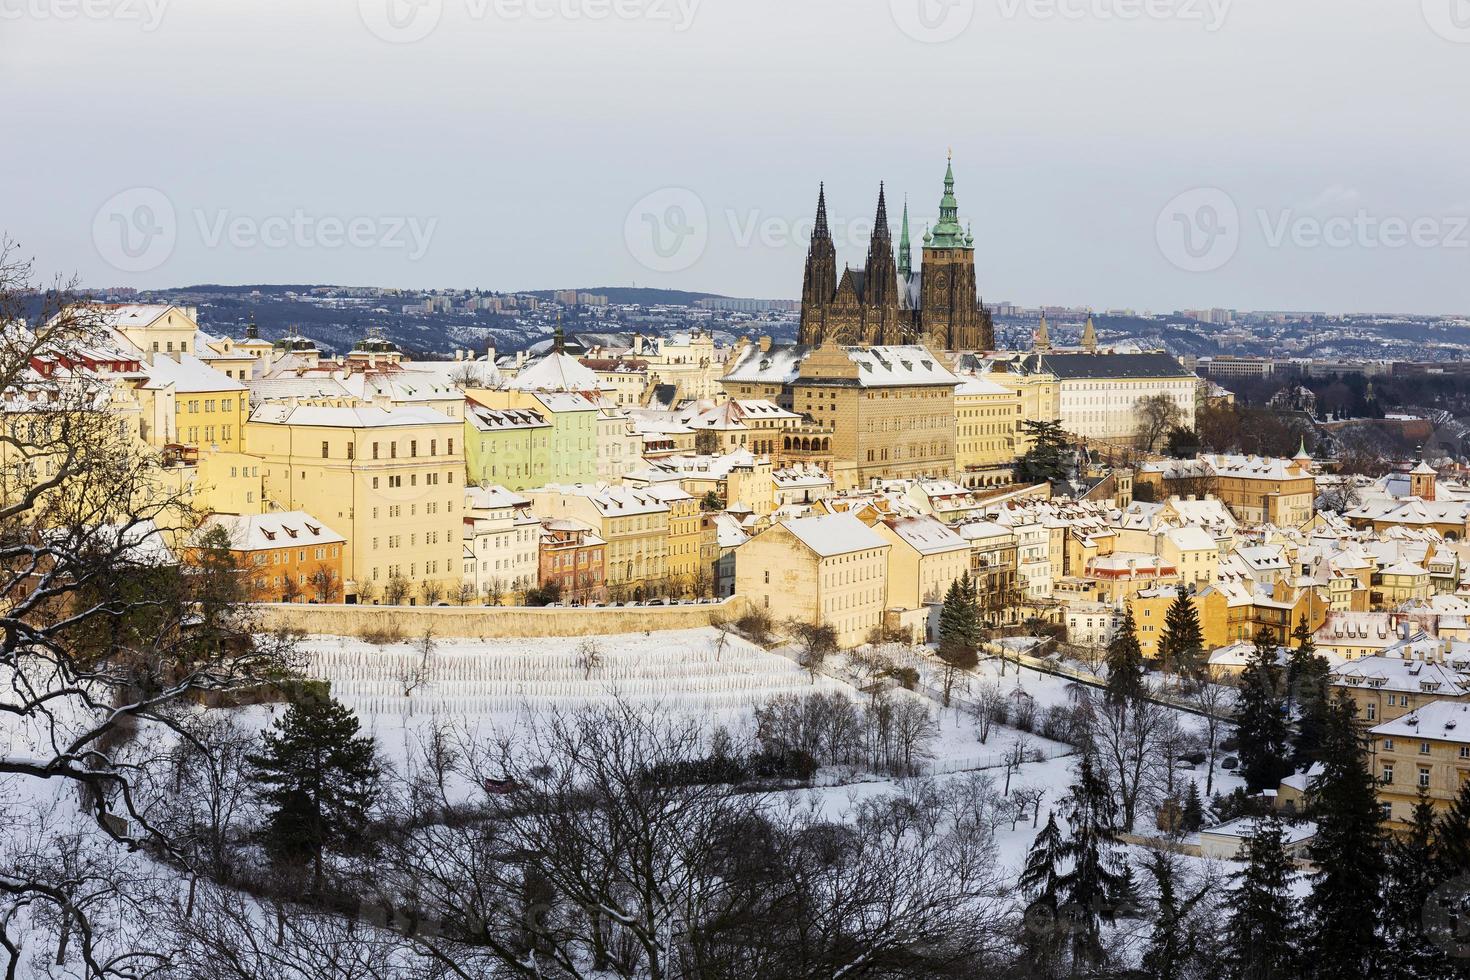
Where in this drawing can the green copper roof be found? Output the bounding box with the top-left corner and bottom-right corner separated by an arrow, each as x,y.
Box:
928,153 -> 971,250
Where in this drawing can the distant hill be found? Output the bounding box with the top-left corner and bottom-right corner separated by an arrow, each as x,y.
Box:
526,287 -> 731,306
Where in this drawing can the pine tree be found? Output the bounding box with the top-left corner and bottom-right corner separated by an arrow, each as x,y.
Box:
1018,811 -> 1067,976
1141,850 -> 1210,980
1236,627 -> 1291,793
936,574 -> 980,706
1158,588 -> 1204,680
1384,787 -> 1455,977
1104,605 -> 1146,707
1288,614 -> 1332,767
249,694 -> 381,892
1225,816 -> 1299,980
1180,780 -> 1204,833
1436,771 -> 1470,872
1057,755 -> 1131,973
1015,419 -> 1070,484
1304,692 -> 1386,978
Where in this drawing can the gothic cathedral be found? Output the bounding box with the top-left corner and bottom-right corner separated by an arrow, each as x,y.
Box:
798,156 -> 995,352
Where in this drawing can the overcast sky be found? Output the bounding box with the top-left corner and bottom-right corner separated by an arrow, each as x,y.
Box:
3,0 -> 1468,313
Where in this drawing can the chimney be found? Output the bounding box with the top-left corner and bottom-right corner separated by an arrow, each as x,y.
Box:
486,345 -> 497,365
758,335 -> 773,352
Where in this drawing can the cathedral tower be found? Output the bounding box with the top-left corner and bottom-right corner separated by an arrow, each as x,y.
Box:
799,184 -> 839,344
918,154 -> 994,351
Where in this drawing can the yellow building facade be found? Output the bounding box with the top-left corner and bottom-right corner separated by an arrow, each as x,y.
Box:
245,403 -> 465,601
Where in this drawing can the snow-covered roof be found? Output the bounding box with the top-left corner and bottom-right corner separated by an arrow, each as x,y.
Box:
196,511 -> 344,551
880,515 -> 969,556
1372,700 -> 1470,744
248,404 -> 455,428
1332,655 -> 1465,695
464,485 -> 531,511
144,353 -> 244,394
779,513 -> 889,558
511,352 -> 608,393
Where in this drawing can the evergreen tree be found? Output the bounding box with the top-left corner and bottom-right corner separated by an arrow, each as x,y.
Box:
1436,771 -> 1470,872
936,574 -> 980,706
1384,787 -> 1456,977
1158,588 -> 1204,680
1015,419 -> 1071,485
1057,755 -> 1132,973
249,694 -> 381,892
1104,605 -> 1146,707
1018,811 -> 1067,976
1141,851 -> 1210,980
1236,627 -> 1291,793
1304,692 -> 1386,978
1180,780 -> 1204,833
1288,614 -> 1333,767
1225,816 -> 1300,980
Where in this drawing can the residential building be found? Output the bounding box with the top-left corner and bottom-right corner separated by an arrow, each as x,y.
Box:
525,483 -> 670,597
1370,701 -> 1470,827
735,513 -> 891,647
873,515 -> 970,611
538,519 -> 607,604
462,485 -> 540,601
192,511 -> 346,603
245,403 -> 464,602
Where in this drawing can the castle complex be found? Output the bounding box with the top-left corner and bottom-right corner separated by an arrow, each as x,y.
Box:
798,156 -> 995,352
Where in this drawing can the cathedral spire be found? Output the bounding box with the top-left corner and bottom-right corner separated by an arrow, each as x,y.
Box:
1081,314 -> 1097,352
929,152 -> 969,249
898,197 -> 912,278
813,183 -> 831,241
873,182 -> 891,241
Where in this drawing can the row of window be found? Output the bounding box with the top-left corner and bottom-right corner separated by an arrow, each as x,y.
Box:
319,437 -> 458,460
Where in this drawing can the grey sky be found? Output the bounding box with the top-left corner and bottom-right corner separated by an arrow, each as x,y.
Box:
3,0 -> 1468,313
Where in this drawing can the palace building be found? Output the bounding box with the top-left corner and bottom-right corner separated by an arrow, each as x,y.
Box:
798,155 -> 994,352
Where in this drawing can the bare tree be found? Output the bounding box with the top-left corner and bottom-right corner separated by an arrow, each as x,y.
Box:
1003,735 -> 1031,795
972,681 -> 1006,745
574,637 -> 604,680
308,563 -> 341,603
396,628 -> 437,699
1088,690 -> 1171,831
1189,681 -> 1236,794
1136,393 -> 1182,452
453,581 -> 476,606
784,618 -> 838,680
418,579 -> 444,605
481,576 -> 505,607
383,575 -> 411,606
0,244 -> 294,972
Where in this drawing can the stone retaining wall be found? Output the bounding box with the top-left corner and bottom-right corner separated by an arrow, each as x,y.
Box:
255,597 -> 751,639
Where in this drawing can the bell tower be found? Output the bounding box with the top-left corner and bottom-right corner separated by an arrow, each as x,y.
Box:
799,183 -> 838,345
919,153 -> 993,351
